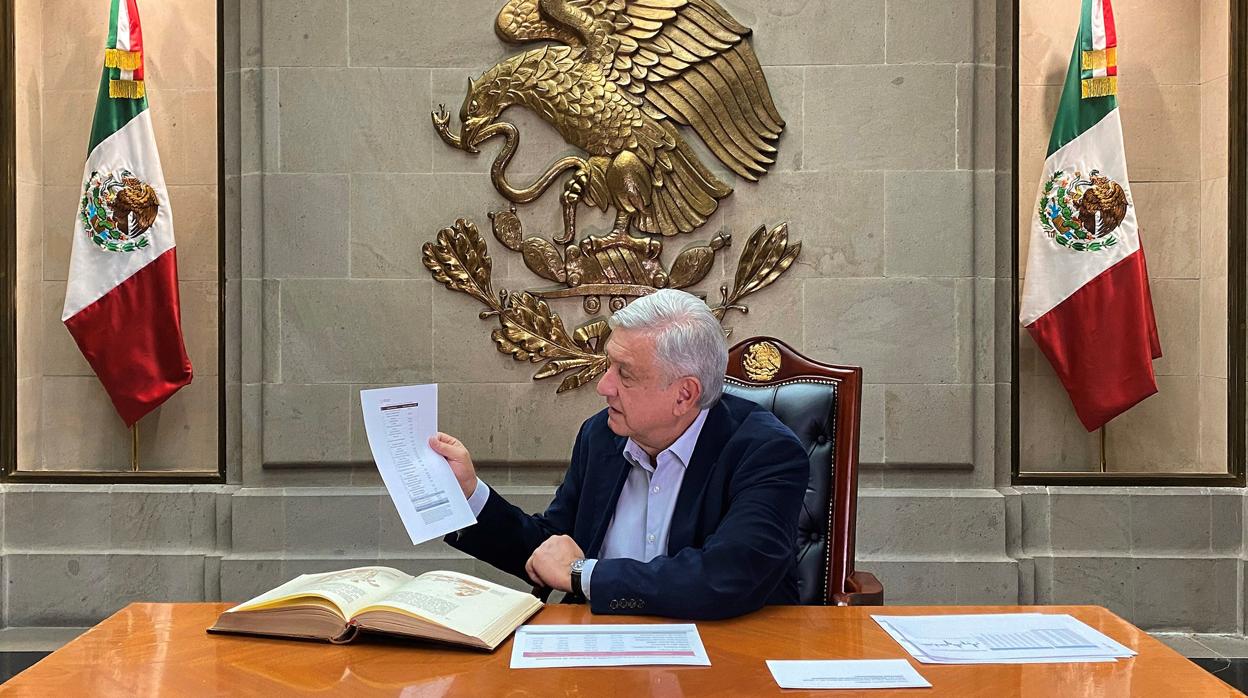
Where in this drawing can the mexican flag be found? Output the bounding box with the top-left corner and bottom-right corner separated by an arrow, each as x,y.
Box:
61,0 -> 192,426
1020,0 -> 1161,432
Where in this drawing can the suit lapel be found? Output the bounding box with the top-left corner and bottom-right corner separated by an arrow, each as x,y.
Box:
667,401 -> 731,555
584,434 -> 631,557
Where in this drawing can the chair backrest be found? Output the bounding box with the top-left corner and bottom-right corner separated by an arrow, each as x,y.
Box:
722,336 -> 865,605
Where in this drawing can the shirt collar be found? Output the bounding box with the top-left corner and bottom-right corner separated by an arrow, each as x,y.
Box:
623,408 -> 710,471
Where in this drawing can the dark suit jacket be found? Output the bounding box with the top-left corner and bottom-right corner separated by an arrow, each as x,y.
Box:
446,393 -> 808,620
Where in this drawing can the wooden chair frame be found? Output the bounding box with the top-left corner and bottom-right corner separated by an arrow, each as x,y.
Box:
726,336 -> 883,605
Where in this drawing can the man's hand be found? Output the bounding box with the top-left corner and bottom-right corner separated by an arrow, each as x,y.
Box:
525,535 -> 584,592
428,432 -> 477,499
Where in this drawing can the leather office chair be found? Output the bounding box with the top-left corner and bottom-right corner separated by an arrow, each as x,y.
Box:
723,336 -> 883,606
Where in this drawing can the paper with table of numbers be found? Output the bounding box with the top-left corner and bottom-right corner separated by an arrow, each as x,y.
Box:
873,613 -> 1136,664
510,624 -> 711,668
766,659 -> 931,690
360,384 -> 475,545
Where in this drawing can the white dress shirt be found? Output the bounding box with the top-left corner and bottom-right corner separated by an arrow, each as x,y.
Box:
466,408 -> 710,600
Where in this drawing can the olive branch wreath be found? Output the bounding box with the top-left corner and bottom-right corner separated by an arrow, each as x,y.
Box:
422,218 -> 800,393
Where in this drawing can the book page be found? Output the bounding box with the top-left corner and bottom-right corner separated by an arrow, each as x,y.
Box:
228,567 -> 412,619
365,571 -> 534,638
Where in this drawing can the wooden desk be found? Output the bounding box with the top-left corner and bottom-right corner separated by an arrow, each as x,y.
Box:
2,603 -> 1237,696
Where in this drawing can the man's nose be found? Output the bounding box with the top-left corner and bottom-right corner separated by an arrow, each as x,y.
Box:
596,370 -> 614,397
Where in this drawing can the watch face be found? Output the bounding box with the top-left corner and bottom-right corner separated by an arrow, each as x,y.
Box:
571,559 -> 586,573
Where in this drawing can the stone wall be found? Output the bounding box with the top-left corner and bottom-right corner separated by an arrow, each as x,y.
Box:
229,0 -> 1009,489
3,0 -> 1246,636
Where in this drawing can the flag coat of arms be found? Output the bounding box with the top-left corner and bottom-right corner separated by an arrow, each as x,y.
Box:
62,0 -> 193,426
1020,0 -> 1161,432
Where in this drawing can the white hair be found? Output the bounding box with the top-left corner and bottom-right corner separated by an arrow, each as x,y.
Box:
608,289 -> 727,408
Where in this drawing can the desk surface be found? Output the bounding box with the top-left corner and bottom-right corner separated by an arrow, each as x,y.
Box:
2,603 -> 1238,696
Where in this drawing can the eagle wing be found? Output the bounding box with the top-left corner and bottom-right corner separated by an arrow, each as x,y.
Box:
119,184 -> 160,233
133,193 -> 159,232
496,0 -> 785,182
1095,182 -> 1128,236
496,0 -> 580,44
1078,181 -> 1129,238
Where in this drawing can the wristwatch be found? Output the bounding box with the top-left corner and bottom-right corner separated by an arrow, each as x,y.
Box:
570,558 -> 587,599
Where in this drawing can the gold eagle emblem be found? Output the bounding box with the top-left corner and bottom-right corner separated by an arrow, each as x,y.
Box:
422,0 -> 802,393
436,0 -> 784,241
742,341 -> 782,382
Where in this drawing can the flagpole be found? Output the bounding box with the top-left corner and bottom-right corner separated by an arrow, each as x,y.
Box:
131,425 -> 140,472
1098,426 -> 1107,473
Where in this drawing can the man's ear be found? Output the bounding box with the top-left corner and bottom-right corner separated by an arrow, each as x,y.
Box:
673,377 -> 703,416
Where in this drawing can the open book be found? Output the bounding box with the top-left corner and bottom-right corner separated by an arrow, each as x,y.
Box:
209,566 -> 543,650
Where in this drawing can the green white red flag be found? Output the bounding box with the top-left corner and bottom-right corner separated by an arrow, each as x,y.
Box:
1020,0 -> 1161,431
62,0 -> 192,426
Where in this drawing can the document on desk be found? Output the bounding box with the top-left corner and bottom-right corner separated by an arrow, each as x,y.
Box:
766,659 -> 931,690
510,624 -> 711,668
873,613 -> 1136,664
360,384 -> 475,545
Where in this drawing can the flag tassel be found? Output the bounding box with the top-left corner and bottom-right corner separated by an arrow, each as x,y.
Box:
104,48 -> 143,71
109,79 -> 146,100
1081,76 -> 1117,99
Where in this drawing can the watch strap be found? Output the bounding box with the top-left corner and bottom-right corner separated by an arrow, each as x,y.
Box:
570,559 -> 585,599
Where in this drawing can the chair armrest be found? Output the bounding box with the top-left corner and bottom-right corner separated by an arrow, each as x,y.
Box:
831,570 -> 884,606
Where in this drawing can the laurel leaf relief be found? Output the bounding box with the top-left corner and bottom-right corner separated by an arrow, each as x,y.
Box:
713,222 -> 801,320
421,219 -> 496,308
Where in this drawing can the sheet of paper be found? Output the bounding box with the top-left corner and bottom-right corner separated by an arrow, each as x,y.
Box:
873,613 -> 1135,664
510,624 -> 711,668
882,614 -> 1133,661
875,618 -> 1114,665
360,384 -> 475,545
766,659 -> 931,690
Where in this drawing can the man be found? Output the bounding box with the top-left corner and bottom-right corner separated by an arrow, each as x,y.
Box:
430,289 -> 808,620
